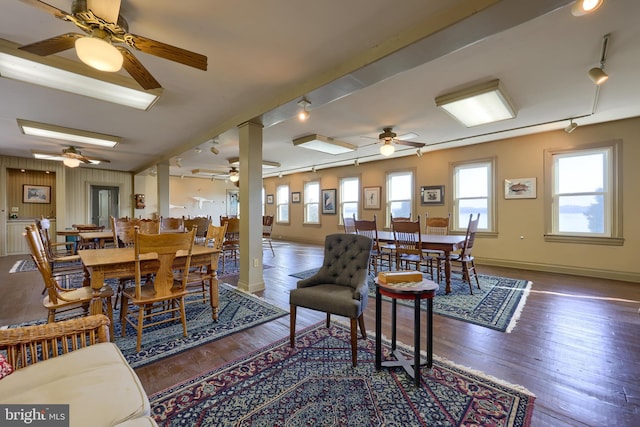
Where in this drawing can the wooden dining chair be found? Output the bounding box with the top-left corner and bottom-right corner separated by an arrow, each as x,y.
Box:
160,216 -> 184,233
342,214 -> 356,234
183,216 -> 210,244
34,218 -> 84,290
353,215 -> 391,274
262,215 -> 275,255
423,212 -> 451,258
447,213 -> 481,294
24,224 -> 114,336
220,217 -> 240,273
120,227 -> 196,352
392,216 -> 434,278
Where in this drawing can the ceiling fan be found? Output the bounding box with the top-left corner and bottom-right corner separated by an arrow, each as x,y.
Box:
33,145 -> 110,167
377,127 -> 426,156
18,0 -> 208,90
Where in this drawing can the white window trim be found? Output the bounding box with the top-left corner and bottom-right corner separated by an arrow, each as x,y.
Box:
303,180 -> 320,225
385,170 -> 414,228
451,158 -> 495,232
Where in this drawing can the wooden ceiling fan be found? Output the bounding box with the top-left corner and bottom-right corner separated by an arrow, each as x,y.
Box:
377,127 -> 426,156
18,0 -> 208,89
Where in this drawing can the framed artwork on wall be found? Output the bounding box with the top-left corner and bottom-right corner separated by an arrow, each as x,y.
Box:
23,185 -> 51,204
266,194 -> 274,204
363,186 -> 381,210
321,189 -> 337,214
420,185 -> 444,205
292,192 -> 301,203
504,177 -> 536,199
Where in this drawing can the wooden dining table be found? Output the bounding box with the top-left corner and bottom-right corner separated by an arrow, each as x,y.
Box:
78,231 -> 114,249
78,245 -> 221,320
377,231 -> 466,294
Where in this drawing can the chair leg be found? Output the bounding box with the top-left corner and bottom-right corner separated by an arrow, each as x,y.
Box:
350,317 -> 358,367
326,312 -> 331,328
289,305 -> 297,347
470,260 -> 480,289
120,295 -> 128,337
136,306 -> 144,352
357,313 -> 366,339
104,296 -> 114,340
179,297 -> 188,337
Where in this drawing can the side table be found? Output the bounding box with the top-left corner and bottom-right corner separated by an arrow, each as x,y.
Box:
375,278 -> 438,387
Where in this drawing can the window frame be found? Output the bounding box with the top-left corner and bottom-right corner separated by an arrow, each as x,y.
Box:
544,140 -> 623,245
451,158 -> 495,232
385,169 -> 414,228
276,183 -> 290,224
303,180 -> 320,225
339,176 -> 360,224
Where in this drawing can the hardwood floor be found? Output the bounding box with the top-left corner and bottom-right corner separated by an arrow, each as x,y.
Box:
1,241 -> 638,426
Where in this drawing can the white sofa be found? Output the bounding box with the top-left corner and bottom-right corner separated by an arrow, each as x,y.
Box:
0,315 -> 157,427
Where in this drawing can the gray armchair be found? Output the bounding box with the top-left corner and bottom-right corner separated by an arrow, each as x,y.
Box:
290,233 -> 373,367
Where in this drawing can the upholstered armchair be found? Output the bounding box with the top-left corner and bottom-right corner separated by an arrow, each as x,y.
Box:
290,233 -> 373,367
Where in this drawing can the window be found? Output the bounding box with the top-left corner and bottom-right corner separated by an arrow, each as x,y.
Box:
340,176 -> 359,222
452,160 -> 493,231
386,170 -> 413,227
276,184 -> 289,223
545,141 -> 621,243
304,181 -> 320,224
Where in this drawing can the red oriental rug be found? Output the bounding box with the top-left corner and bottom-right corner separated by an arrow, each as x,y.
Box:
150,322 -> 535,426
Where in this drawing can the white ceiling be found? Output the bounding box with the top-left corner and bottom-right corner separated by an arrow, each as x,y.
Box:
1,0 -> 639,179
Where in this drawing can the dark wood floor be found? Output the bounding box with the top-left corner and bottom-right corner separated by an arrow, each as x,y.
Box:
1,241 -> 639,426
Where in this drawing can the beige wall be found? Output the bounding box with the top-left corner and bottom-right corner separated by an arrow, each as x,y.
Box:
264,117 -> 639,282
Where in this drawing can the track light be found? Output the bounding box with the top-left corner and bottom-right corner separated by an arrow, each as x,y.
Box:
588,34 -> 610,85
354,159 -> 359,167
564,120 -> 578,133
416,148 -> 423,157
176,157 -> 183,168
571,0 -> 604,16
297,97 -> 311,121
380,141 -> 395,156
312,166 -> 316,173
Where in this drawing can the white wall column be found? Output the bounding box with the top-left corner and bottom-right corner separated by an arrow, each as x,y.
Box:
237,120 -> 265,293
156,161 -> 170,218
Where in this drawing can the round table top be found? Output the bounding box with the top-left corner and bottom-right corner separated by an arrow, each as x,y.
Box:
374,278 -> 439,295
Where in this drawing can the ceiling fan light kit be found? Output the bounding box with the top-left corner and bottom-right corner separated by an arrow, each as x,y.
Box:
572,0 -> 604,16
435,79 -> 516,127
228,167 -> 239,182
63,157 -> 81,168
75,35 -> 123,72
379,142 -> 395,156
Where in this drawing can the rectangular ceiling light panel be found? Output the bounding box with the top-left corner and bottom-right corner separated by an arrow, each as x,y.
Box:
435,79 -> 516,127
0,39 -> 162,111
292,134 -> 356,155
18,119 -> 121,148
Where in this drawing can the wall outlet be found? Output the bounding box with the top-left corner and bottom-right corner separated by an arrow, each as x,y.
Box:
253,259 -> 260,268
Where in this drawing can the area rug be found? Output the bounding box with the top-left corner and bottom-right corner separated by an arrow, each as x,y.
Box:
6,283 -> 287,369
150,322 -> 535,426
290,269 -> 532,333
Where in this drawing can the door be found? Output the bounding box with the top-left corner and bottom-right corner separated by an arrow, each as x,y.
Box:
90,185 -> 119,229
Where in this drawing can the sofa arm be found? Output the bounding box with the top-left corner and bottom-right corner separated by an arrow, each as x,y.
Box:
0,314 -> 110,370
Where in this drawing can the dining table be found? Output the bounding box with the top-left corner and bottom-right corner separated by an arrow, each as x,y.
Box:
78,231 -> 114,249
78,245 -> 221,320
377,231 -> 466,294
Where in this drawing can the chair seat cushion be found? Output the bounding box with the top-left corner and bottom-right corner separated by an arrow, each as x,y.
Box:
290,284 -> 362,318
0,342 -> 150,427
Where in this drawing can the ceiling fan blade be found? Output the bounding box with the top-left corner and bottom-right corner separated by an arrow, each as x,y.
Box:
18,33 -> 83,56
126,33 -> 208,71
117,46 -> 161,90
396,139 -> 426,148
87,0 -> 121,23
19,0 -> 71,19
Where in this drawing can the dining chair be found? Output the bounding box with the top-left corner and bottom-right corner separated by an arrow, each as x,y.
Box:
160,216 -> 185,233
183,216 -> 210,244
120,227 -> 196,352
423,212 -> 451,258
392,216 -> 434,278
353,215 -> 391,275
447,213 -> 481,294
220,217 -> 240,273
262,215 -> 275,255
34,218 -> 84,291
24,224 -> 114,335
181,222 -> 227,304
342,214 -> 356,233
290,233 -> 373,367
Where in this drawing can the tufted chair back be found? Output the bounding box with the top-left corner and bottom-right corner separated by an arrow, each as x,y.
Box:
289,233 -> 373,367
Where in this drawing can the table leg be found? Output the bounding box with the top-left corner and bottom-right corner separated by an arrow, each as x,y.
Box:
89,269 -> 105,316
210,268 -> 219,321
414,296 -> 421,388
426,297 -> 433,368
391,298 -> 397,351
375,288 -> 382,371
444,250 -> 452,294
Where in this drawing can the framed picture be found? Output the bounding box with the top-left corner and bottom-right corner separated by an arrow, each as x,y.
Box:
505,177 -> 537,199
266,194 -> 274,204
23,185 -> 51,204
363,186 -> 381,210
321,188 -> 337,214
292,192 -> 301,203
420,185 -> 444,205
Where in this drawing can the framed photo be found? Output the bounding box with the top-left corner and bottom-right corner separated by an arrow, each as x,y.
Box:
291,192 -> 301,203
23,185 -> 51,204
420,185 -> 444,205
266,194 -> 274,204
321,188 -> 337,214
505,177 -> 537,199
363,186 -> 381,210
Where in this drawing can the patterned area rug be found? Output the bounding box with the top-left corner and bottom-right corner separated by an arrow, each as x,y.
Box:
150,322 -> 535,426
290,269 -> 532,333
7,282 -> 287,369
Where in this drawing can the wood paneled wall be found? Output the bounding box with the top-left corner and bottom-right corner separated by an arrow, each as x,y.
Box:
6,168 -> 56,219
